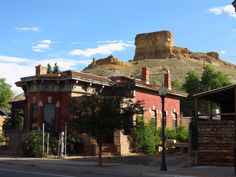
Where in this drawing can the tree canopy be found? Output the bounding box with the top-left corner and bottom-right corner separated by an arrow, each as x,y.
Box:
70,95 -> 143,166
0,78 -> 13,112
47,62 -> 60,74
182,65 -> 232,116
53,62 -> 60,73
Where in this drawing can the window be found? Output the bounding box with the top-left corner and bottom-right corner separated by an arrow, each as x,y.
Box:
151,110 -> 157,126
30,103 -> 38,129
43,104 -> 55,130
172,112 -> 177,128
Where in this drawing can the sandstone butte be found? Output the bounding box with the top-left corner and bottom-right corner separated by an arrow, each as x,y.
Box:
83,30 -> 236,84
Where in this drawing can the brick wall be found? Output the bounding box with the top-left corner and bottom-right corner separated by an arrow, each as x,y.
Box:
114,130 -> 131,155
25,92 -> 72,131
135,88 -> 180,128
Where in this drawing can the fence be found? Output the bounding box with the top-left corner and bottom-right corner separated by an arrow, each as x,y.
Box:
4,130 -> 33,154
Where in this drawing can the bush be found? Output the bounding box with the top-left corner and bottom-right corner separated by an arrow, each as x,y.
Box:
67,134 -> 84,154
132,120 -> 160,154
157,125 -> 189,142
165,128 -> 177,139
0,134 -> 4,142
176,125 -> 188,142
157,128 -> 176,140
22,130 -> 42,157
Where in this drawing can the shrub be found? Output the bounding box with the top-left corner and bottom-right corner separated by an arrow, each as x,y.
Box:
66,134 -> 84,154
157,128 -> 176,140
0,134 -> 4,142
176,125 -> 188,142
22,130 -> 42,157
132,119 -> 160,154
165,128 -> 177,139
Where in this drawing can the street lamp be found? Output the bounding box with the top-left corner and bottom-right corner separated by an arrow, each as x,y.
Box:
159,85 -> 167,171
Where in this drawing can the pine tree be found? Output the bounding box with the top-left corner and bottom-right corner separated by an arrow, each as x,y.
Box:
47,63 -> 52,74
53,62 -> 60,73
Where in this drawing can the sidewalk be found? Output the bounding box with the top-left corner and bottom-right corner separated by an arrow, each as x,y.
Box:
0,155 -> 235,177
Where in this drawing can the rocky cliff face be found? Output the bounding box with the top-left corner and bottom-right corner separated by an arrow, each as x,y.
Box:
134,30 -> 220,61
134,31 -> 174,60
85,55 -> 124,70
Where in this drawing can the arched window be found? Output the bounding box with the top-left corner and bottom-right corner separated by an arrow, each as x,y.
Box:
43,104 -> 55,130
172,112 -> 177,128
151,110 -> 157,127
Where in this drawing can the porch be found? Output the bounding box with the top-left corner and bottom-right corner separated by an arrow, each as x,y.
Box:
193,84 -> 236,166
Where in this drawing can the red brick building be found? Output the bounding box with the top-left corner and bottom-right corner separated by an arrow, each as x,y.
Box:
14,65 -> 186,154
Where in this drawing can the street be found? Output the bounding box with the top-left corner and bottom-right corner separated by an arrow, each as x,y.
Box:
0,156 -> 235,177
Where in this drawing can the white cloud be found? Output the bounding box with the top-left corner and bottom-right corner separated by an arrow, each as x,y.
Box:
32,39 -> 53,52
15,27 -> 40,32
0,55 -> 90,94
220,50 -> 227,55
70,41 -> 134,57
231,28 -> 236,32
209,5 -> 236,19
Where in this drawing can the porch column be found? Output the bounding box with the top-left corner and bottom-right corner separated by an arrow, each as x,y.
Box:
208,101 -> 213,120
234,88 -> 236,174
194,97 -> 198,119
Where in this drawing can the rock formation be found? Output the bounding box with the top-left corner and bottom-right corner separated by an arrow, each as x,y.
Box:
206,52 -> 219,60
134,31 -> 174,60
133,30 -> 220,61
85,55 -> 124,69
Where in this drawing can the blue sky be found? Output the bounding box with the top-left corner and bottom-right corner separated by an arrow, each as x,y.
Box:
0,0 -> 236,93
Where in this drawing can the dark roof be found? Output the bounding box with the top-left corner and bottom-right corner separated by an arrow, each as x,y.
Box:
16,70 -> 113,86
109,75 -> 187,98
193,84 -> 236,103
70,71 -> 112,85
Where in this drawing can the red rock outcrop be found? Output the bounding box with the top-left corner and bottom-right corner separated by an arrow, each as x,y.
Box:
86,55 -> 124,69
134,31 -> 174,60
207,52 -> 219,60
133,30 -> 221,62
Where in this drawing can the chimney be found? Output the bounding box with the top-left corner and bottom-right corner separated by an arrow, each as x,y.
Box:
164,70 -> 171,90
36,65 -> 47,76
141,67 -> 150,84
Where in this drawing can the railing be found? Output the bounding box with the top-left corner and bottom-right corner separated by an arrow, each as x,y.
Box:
197,113 -> 236,121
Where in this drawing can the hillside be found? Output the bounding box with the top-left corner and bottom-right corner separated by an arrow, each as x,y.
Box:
83,31 -> 236,85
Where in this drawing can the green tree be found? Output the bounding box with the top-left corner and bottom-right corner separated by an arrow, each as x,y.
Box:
3,110 -> 23,130
53,62 -> 60,73
22,130 -> 42,157
172,79 -> 183,91
182,65 -> 231,116
0,78 -> 13,112
70,95 -> 142,166
182,71 -> 201,116
47,63 -> 52,74
132,118 -> 160,154
201,65 -> 231,91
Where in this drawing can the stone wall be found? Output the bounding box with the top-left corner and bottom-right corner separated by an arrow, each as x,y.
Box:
114,130 -> 131,155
